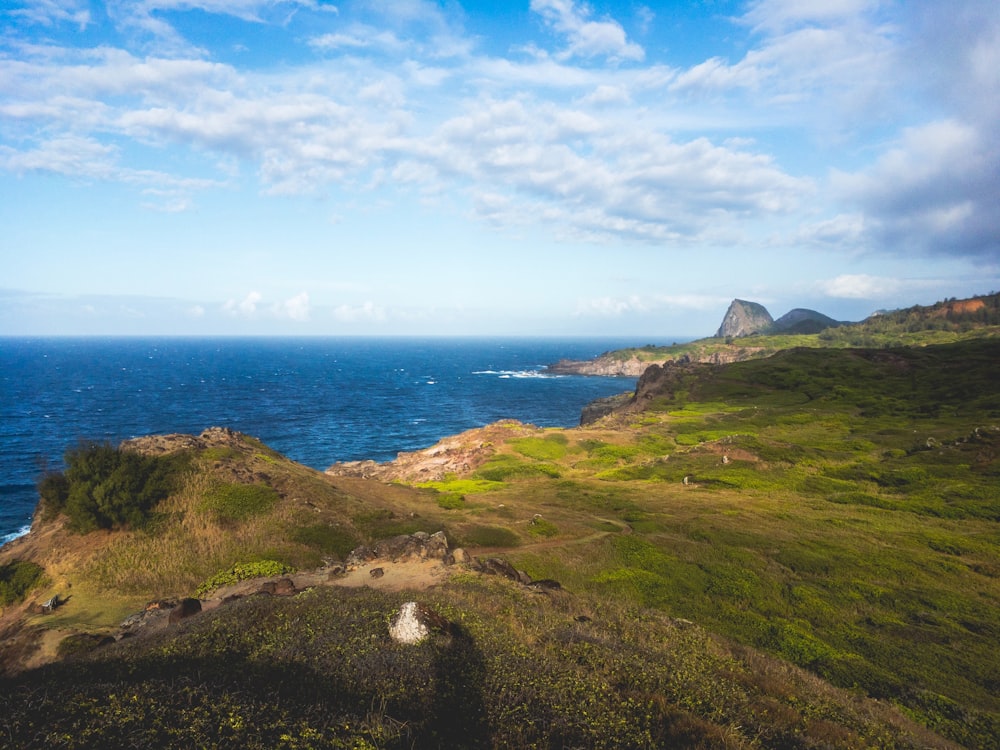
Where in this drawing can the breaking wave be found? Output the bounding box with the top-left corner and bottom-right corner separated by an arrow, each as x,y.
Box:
472,369 -> 563,379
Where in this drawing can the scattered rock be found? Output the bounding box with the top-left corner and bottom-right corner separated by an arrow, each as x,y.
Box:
168,598 -> 202,625
345,545 -> 377,568
261,578 -> 297,596
527,579 -> 562,592
369,567 -> 385,579
476,557 -> 530,584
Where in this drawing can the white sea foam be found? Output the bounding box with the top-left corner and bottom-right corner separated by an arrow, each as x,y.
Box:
1,524 -> 31,547
473,369 -> 562,379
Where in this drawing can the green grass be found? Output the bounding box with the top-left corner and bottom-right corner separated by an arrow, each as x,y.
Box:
0,560 -> 47,606
0,583 -> 957,749
200,482 -> 280,522
195,560 -> 296,597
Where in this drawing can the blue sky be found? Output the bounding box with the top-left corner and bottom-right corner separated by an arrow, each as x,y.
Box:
2,0 -> 998,337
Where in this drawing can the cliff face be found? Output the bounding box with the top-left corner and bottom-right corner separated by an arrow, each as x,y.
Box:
547,355 -> 650,377
716,299 -> 774,338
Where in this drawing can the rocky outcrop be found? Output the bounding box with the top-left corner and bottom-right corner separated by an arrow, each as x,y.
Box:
716,299 -> 774,338
126,426 -> 248,456
548,355 -> 650,377
580,392 -> 633,425
168,597 -> 202,625
327,421 -> 536,482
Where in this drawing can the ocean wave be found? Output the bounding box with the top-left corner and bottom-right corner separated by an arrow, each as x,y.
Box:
472,369 -> 563,379
1,524 -> 31,547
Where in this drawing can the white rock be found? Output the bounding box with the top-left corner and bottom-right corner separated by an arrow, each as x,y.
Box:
389,601 -> 430,645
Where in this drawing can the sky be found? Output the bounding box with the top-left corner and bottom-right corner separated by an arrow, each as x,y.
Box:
1,0 -> 998,338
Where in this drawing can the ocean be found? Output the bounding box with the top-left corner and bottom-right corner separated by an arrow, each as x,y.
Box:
0,337 -> 650,543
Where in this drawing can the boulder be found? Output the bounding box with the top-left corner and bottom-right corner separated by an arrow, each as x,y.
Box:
348,531 -> 451,567
168,597 -> 202,624
476,557 -> 529,584
345,545 -> 377,568
389,601 -> 451,645
374,533 -> 426,561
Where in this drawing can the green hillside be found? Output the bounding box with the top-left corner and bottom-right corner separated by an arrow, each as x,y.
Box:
1,335 -> 998,747
607,291 -> 1000,365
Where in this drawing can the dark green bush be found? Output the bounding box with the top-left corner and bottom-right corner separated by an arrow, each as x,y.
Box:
0,560 -> 47,606
37,441 -> 186,533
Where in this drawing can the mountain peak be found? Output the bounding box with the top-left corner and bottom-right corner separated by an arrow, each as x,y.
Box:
716,299 -> 774,338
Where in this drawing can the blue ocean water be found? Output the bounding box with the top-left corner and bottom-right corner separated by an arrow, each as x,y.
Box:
0,337 -> 649,543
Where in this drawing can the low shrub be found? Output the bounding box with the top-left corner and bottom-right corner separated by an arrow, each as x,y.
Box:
527,516 -> 558,538
0,560 -> 47,606
195,560 -> 296,597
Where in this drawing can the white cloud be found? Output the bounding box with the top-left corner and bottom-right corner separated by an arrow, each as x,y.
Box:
741,0 -> 878,35
0,134 -> 118,179
576,84 -> 630,106
332,301 -> 386,322
575,295 -> 644,317
224,290 -> 262,317
530,0 -> 644,63
818,274 -> 900,299
575,292 -> 732,318
832,119 -> 999,257
274,291 -> 310,321
9,0 -> 91,29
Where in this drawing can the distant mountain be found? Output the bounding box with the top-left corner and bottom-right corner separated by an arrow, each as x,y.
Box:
717,301 -> 844,338
549,292 -> 1000,377
715,299 -> 773,337
772,308 -> 844,334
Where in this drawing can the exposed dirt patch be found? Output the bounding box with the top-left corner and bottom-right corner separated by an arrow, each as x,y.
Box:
326,420 -> 540,482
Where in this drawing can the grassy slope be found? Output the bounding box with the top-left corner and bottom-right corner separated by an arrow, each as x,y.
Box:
1,335 -> 998,747
488,340 -> 1000,748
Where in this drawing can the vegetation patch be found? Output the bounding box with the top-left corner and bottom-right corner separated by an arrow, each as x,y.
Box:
526,516 -> 558,538
0,560 -> 47,607
509,433 -> 570,461
352,509 -> 443,541
195,560 -> 296,597
289,524 -> 359,559
459,525 -> 521,548
200,482 -> 279,522
474,454 -> 561,481
36,441 -> 188,532
416,477 -> 505,509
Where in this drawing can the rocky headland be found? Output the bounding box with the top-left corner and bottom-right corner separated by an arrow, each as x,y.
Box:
548,298 -> 847,377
